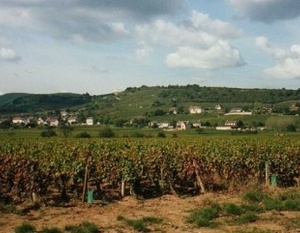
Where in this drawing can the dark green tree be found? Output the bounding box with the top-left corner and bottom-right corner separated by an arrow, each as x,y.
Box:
99,127 -> 116,138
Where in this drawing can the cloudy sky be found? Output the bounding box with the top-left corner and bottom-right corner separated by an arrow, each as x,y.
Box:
1,0 -> 300,95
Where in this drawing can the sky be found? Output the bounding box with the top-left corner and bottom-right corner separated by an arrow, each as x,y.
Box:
1,0 -> 300,95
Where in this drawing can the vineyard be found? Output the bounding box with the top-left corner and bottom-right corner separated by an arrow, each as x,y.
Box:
0,137 -> 300,205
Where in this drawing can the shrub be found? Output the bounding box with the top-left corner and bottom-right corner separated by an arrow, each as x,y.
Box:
41,128 -> 57,137
157,131 -> 166,138
99,127 -> 116,138
75,132 -> 91,138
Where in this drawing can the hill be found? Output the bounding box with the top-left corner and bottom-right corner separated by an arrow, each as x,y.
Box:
0,85 -> 300,119
0,92 -> 92,114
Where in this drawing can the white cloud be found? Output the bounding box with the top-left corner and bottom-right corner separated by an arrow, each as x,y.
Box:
256,36 -> 300,79
255,36 -> 289,59
136,11 -> 244,70
229,0 -> 300,23
166,41 -> 244,69
0,48 -> 21,62
190,11 -> 242,38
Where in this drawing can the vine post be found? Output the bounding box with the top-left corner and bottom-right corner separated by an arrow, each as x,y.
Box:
82,151 -> 91,203
193,159 -> 206,194
265,161 -> 270,186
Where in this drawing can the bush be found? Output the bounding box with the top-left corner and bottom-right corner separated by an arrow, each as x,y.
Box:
75,132 -> 91,138
157,131 -> 166,138
99,127 -> 116,138
41,128 -> 57,137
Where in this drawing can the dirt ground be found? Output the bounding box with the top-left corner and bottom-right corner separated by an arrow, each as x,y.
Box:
1,192 -> 300,233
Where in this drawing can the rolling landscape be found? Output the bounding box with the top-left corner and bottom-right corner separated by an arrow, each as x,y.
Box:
0,85 -> 300,139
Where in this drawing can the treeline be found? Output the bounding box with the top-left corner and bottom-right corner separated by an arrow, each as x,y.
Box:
0,93 -> 92,113
154,85 -> 300,104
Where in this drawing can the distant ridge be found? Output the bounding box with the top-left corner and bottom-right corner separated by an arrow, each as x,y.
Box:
0,85 -> 299,116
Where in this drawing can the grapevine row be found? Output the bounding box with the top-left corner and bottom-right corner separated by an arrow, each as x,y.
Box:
0,137 -> 299,204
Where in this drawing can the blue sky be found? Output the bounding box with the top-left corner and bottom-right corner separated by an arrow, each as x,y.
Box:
1,0 -> 300,95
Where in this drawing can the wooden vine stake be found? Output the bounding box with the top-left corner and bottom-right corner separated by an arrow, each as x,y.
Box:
265,161 -> 270,186
121,179 -> 125,197
193,159 -> 206,194
82,156 -> 90,203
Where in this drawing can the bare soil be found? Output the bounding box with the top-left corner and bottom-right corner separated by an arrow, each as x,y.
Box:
1,191 -> 300,233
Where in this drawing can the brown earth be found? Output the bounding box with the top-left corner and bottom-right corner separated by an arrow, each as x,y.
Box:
1,191 -> 300,233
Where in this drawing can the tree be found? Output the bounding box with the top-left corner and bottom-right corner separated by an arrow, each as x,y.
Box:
0,120 -> 12,129
41,128 -> 57,137
286,124 -> 296,132
114,118 -> 125,127
99,127 -> 116,138
157,131 -> 166,138
59,123 -> 74,138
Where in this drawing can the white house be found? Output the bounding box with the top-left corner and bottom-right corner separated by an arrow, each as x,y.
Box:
37,117 -> 46,125
86,117 -> 94,126
215,105 -> 222,110
176,121 -> 187,130
68,116 -> 77,125
158,122 -> 170,129
189,106 -> 203,114
46,118 -> 59,127
12,116 -> 25,124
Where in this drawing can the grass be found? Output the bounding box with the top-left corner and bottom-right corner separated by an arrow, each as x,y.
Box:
64,221 -> 99,233
242,191 -> 267,203
14,222 -> 36,233
284,218 -> 300,230
223,203 -> 244,216
187,203 -> 221,227
236,212 -> 259,224
117,215 -> 163,232
188,189 -> 300,229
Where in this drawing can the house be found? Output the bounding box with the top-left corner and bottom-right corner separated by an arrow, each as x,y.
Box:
37,117 -> 46,125
225,121 -> 238,127
168,107 -> 177,115
60,110 -> 68,117
86,117 -> 94,126
215,105 -> 222,110
189,106 -> 203,114
46,118 -> 59,127
12,116 -> 25,124
192,122 -> 202,128
225,108 -> 252,116
176,121 -> 187,130
68,116 -> 77,125
230,108 -> 242,113
158,122 -> 170,129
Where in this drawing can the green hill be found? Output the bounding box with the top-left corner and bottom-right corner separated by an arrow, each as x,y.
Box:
0,92 -> 92,114
1,85 -> 300,119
